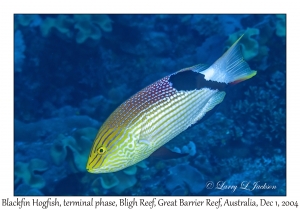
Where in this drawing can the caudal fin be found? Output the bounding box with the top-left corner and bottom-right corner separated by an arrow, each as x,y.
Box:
200,35 -> 257,84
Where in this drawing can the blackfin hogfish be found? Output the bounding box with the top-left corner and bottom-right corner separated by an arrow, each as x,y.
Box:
86,35 -> 257,173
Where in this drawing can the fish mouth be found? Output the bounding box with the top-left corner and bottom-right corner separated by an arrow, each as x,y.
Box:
86,167 -> 93,173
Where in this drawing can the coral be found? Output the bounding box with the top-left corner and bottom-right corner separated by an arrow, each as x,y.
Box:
119,31 -> 172,56
232,83 -> 285,145
15,184 -> 44,195
154,161 -> 167,172
136,160 -> 148,169
16,14 -> 42,27
190,15 -> 222,37
74,14 -> 113,44
95,15 -> 113,32
111,171 -> 137,194
76,15 -> 113,32
171,186 -> 189,196
108,84 -> 131,105
123,165 -> 137,175
165,164 -> 205,194
80,95 -> 112,119
218,15 -> 245,34
14,158 -> 48,189
40,15 -> 74,39
170,111 -> 240,155
50,127 -> 98,172
69,135 -> 93,172
50,105 -> 80,118
121,161 -> 147,176
74,16 -> 102,44
256,16 -> 275,45
14,30 -> 26,72
175,141 -> 197,156
14,115 -> 100,142
50,134 -> 75,166
189,15 -> 245,37
225,28 -> 260,61
100,173 -> 120,189
216,152 -> 286,195
195,35 -> 227,64
144,32 -> 172,55
90,162 -> 147,195
72,127 -> 98,142
275,15 -> 286,37
91,171 -> 137,195
40,14 -> 113,44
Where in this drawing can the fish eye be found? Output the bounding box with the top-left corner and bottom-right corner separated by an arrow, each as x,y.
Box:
97,146 -> 107,155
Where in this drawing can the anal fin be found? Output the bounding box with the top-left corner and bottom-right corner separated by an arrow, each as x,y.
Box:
150,146 -> 188,159
193,91 -> 226,124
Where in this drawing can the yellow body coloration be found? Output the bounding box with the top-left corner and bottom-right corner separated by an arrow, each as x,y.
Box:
86,35 -> 256,173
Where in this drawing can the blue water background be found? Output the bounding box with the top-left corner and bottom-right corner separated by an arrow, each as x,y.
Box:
14,14 -> 286,196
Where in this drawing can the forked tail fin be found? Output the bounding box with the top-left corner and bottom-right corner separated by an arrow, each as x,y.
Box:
200,35 -> 257,84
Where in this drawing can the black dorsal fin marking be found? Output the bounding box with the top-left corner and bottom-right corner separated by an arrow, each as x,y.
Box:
169,70 -> 227,91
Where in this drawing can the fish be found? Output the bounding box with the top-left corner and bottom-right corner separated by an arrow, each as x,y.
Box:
86,35 -> 257,173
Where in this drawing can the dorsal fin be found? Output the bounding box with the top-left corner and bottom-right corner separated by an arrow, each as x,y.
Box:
178,63 -> 210,73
